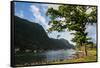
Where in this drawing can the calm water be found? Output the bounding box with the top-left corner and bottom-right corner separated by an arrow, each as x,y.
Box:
39,49 -> 77,61
15,49 -> 77,65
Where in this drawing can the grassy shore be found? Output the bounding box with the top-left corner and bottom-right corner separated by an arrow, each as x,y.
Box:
15,49 -> 97,66
48,49 -> 97,64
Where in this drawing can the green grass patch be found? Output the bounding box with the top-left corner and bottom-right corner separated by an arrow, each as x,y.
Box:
48,49 -> 97,64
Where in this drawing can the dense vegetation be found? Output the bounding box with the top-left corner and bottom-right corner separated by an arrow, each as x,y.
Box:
13,4 -> 97,66
46,5 -> 97,56
15,16 -> 74,53
14,16 -> 75,66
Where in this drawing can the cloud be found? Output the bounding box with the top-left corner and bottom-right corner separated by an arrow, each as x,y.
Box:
40,4 -> 75,44
30,5 -> 49,29
48,30 -> 75,45
60,30 -> 75,45
29,4 -> 60,30
47,4 -> 60,10
16,10 -> 24,18
40,4 -> 60,13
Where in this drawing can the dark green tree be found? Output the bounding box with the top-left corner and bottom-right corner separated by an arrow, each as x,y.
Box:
46,5 -> 97,56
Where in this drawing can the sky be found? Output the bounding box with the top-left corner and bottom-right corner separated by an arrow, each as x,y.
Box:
14,2 -> 97,45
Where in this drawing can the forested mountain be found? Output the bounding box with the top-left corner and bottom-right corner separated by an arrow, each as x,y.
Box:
14,16 -> 74,52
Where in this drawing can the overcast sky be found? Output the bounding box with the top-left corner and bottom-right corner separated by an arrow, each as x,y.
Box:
14,2 -> 97,45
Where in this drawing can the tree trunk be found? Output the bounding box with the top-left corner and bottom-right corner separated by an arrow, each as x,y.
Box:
79,43 -> 87,57
82,44 -> 87,56
84,44 -> 87,56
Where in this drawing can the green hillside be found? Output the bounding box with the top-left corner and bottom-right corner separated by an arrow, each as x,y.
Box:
14,16 -> 74,53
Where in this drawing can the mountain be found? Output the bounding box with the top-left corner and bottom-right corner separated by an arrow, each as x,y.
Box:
49,38 -> 74,50
59,38 -> 74,49
14,16 -> 74,52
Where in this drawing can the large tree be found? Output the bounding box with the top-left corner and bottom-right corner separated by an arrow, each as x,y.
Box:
46,5 -> 97,56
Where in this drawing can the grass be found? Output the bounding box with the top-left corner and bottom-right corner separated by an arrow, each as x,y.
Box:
48,49 -> 97,64
15,48 -> 97,66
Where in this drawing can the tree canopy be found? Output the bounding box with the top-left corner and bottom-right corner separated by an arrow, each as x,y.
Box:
46,5 -> 97,56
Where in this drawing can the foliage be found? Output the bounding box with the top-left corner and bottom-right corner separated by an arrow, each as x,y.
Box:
14,16 -> 74,53
14,16 -> 75,66
46,5 -> 97,56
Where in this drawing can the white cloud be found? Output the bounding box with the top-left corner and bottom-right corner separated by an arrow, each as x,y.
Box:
47,4 -> 60,10
30,5 -> 49,29
29,4 -> 60,30
48,30 -> 75,45
16,10 -> 24,18
40,4 -> 48,12
41,4 -> 60,11
61,31 -> 75,45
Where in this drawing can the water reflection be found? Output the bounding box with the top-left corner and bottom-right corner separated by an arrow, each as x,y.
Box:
15,49 -> 76,66
42,49 -> 76,61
